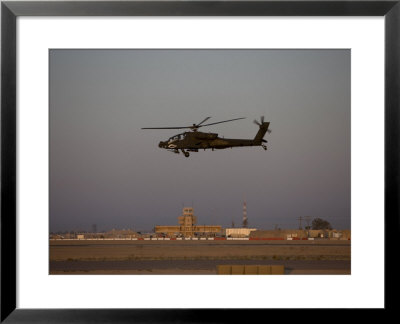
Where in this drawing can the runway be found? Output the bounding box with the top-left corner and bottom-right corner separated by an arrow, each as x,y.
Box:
50,259 -> 350,274
50,239 -> 350,274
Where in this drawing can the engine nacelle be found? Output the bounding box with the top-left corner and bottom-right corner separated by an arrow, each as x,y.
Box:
193,132 -> 218,140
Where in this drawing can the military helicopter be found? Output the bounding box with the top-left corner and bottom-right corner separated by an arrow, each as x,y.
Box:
142,116 -> 270,157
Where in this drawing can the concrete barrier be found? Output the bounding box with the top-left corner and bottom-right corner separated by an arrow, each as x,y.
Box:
217,264 -> 285,275
270,265 -> 285,274
244,265 -> 259,274
207,238 -> 214,240
192,238 -> 198,240
217,265 -> 232,275
231,265 -> 245,275
176,238 -> 182,240
258,265 -> 272,274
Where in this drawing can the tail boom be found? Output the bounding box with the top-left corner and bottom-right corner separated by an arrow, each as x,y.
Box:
254,122 -> 270,143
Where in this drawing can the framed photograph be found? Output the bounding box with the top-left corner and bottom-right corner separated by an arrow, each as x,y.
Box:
1,0 -> 398,321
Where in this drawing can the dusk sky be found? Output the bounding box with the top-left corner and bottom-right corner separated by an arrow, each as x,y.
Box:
49,49 -> 350,232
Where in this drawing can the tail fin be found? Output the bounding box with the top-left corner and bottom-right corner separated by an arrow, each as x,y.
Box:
254,122 -> 270,142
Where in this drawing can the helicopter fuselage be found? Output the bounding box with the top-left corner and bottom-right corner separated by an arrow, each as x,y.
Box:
159,123 -> 269,154
143,117 -> 270,157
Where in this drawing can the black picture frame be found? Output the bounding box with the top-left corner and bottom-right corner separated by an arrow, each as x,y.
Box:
1,0 -> 398,322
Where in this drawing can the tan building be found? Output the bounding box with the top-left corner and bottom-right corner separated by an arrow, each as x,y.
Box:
225,228 -> 257,238
250,229 -> 351,240
155,207 -> 222,238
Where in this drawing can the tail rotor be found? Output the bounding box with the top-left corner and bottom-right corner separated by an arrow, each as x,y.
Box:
253,115 -> 264,126
254,116 -> 271,134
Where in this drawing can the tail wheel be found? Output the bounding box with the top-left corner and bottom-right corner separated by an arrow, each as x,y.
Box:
262,145 -> 267,150
184,152 -> 190,157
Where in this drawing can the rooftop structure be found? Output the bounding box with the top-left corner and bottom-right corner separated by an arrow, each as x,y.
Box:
155,207 -> 221,238
225,228 -> 257,238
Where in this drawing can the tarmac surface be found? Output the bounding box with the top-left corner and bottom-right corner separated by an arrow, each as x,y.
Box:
50,239 -> 351,274
50,259 -> 350,274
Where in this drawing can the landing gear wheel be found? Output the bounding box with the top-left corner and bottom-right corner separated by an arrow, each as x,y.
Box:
184,152 -> 190,157
262,145 -> 267,151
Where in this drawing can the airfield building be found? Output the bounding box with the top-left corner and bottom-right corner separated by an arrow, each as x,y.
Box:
224,228 -> 257,238
155,207 -> 222,238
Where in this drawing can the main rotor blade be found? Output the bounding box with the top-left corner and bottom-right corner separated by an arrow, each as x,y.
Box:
142,117 -> 245,130
199,117 -> 246,128
141,127 -> 190,130
196,117 -> 211,126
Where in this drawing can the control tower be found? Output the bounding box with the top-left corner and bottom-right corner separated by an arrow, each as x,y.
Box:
178,207 -> 197,237
155,207 -> 221,238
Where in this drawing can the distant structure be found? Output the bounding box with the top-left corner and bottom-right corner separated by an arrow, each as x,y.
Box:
297,216 -> 303,230
155,207 -> 222,238
249,229 -> 351,240
225,227 -> 256,238
178,207 -> 197,237
242,201 -> 248,228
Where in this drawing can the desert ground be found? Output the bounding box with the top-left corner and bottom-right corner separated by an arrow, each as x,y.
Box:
49,239 -> 351,275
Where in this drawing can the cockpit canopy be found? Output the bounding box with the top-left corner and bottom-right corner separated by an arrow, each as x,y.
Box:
167,131 -> 218,142
168,133 -> 184,141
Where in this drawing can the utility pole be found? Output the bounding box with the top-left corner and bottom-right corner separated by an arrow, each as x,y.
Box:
297,216 -> 303,230
242,201 -> 248,228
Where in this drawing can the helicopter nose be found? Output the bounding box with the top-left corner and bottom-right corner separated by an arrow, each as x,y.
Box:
159,141 -> 165,148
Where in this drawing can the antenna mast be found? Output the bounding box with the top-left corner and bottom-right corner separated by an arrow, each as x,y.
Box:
242,200 -> 248,228
297,216 -> 303,230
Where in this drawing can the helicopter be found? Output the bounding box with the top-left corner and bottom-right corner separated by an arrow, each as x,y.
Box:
142,116 -> 270,157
